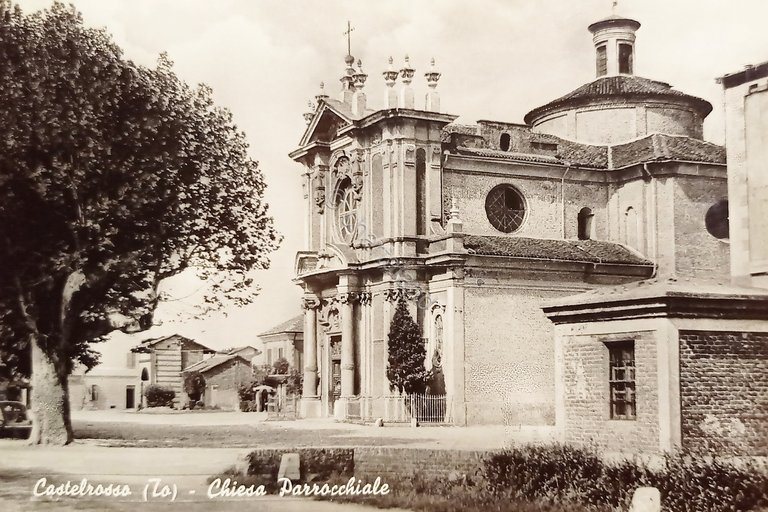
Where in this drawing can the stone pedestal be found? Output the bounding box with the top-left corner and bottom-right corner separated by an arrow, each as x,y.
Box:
333,397 -> 349,420
299,397 -> 322,419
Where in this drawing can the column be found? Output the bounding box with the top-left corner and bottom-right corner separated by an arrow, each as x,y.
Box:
339,292 -> 356,398
301,296 -> 319,398
300,295 -> 322,418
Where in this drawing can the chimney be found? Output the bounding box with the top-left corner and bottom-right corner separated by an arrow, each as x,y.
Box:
399,55 -> 415,109
352,59 -> 368,117
424,58 -> 441,112
382,56 -> 399,109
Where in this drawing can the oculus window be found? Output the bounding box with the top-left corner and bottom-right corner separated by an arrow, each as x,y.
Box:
705,199 -> 729,240
485,184 -> 526,233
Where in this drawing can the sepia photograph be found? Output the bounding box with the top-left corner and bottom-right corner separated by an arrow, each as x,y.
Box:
0,0 -> 767,510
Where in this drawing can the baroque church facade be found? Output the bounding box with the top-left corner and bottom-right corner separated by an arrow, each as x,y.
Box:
288,11 -> 763,450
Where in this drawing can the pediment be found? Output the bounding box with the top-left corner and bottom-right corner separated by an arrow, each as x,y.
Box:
299,100 -> 353,147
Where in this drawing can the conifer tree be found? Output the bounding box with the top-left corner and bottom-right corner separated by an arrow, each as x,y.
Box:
386,298 -> 427,394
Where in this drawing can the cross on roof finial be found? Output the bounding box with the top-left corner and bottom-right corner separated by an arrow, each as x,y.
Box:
612,0 -> 619,13
343,20 -> 355,57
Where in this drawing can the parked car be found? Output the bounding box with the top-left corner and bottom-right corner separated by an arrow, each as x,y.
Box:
0,401 -> 32,439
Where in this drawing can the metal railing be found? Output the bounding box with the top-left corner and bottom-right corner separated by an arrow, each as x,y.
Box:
382,393 -> 450,423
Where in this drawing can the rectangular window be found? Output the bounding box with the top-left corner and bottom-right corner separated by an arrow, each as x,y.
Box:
126,352 -> 136,369
608,341 -> 636,419
267,349 -> 273,365
619,43 -> 633,74
596,45 -> 607,76
278,348 -> 284,360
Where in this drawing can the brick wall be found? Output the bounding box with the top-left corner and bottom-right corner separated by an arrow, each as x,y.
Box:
562,330 -> 659,453
679,330 -> 768,455
203,359 -> 252,410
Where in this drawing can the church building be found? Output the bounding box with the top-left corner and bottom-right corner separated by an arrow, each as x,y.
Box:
288,10 -> 763,450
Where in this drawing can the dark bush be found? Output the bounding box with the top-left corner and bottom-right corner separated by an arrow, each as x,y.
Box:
272,357 -> 290,375
144,384 -> 175,407
183,371 -> 206,403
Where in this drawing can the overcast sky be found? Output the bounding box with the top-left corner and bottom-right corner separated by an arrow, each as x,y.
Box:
22,0 -> 768,351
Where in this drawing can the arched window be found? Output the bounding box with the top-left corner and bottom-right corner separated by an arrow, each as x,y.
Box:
334,177 -> 358,244
624,207 -> 638,249
577,207 -> 594,240
140,368 -> 149,381
499,133 -> 511,152
416,148 -> 427,235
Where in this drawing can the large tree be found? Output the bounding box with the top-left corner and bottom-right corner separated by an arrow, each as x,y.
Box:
0,2 -> 279,444
386,298 -> 428,394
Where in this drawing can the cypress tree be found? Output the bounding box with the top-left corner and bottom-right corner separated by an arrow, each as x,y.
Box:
386,298 -> 428,394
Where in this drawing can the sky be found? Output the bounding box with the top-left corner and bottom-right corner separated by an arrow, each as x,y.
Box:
20,0 -> 768,352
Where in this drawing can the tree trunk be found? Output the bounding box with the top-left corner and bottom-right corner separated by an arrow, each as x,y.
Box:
28,339 -> 73,445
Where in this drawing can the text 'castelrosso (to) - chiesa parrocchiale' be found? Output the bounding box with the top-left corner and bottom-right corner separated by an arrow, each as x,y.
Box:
286,11 -> 768,455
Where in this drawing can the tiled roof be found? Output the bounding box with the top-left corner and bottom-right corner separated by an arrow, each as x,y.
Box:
443,123 -> 480,135
524,75 -> 713,124
451,133 -> 722,170
132,334 -> 214,353
543,276 -> 768,308
464,235 -> 653,266
455,146 -> 560,165
258,314 -> 304,337
611,133 -> 726,168
183,354 -> 249,374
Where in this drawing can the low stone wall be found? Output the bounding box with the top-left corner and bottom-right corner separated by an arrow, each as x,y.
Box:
354,447 -> 486,481
243,447 -> 486,482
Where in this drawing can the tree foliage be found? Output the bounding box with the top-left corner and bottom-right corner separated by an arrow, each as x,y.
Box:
386,298 -> 428,394
183,371 -> 206,403
272,356 -> 290,375
0,1 -> 279,443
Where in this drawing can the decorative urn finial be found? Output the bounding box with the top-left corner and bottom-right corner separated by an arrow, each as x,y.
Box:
383,56 -> 399,87
425,57 -> 441,88
303,100 -> 316,124
400,54 -> 415,85
352,59 -> 368,89
314,81 -> 329,104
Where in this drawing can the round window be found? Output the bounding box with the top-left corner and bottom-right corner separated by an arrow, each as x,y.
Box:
335,178 -> 358,244
485,184 -> 526,233
705,199 -> 729,240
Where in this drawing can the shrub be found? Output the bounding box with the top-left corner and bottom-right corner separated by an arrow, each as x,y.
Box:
183,371 -> 206,405
144,384 -> 175,407
285,367 -> 303,396
482,444 -> 768,512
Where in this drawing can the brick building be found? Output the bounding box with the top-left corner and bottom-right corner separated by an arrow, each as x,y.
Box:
284,8 -> 762,440
540,61 -> 768,455
183,354 -> 252,410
